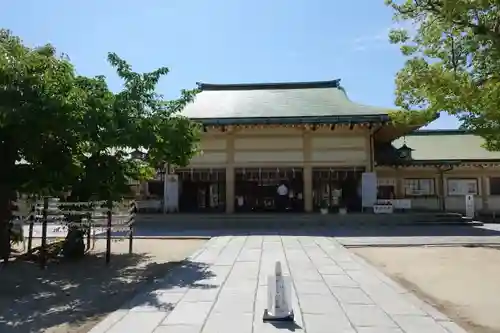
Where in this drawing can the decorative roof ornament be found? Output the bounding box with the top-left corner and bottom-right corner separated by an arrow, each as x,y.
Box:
130,149 -> 147,160
397,137 -> 414,160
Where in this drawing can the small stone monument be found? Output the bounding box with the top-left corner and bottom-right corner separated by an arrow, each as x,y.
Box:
263,261 -> 294,322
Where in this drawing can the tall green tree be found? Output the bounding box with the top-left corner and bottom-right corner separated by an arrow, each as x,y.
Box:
68,53 -> 200,202
0,30 -> 83,261
0,29 -> 200,261
386,0 -> 500,150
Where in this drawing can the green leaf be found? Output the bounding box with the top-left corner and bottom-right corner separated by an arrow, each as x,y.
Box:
386,0 -> 500,150
0,30 -> 200,203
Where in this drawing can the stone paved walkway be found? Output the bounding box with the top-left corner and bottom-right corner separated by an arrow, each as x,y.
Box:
89,236 -> 468,333
336,235 -> 500,246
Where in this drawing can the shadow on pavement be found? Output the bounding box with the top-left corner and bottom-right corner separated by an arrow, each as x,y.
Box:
122,222 -> 500,239
121,260 -> 218,312
269,321 -> 303,331
0,253 -> 214,333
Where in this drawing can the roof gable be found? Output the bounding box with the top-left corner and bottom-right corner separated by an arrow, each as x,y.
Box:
181,79 -> 389,122
392,130 -> 500,161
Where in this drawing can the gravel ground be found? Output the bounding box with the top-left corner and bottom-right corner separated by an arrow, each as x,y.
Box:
0,238 -> 207,333
352,245 -> 500,333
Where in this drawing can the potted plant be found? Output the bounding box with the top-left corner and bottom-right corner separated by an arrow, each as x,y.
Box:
320,199 -> 329,215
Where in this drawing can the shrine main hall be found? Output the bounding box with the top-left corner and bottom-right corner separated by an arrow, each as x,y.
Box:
143,79 -> 500,214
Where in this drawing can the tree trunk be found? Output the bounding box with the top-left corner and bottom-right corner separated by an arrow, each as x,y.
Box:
0,144 -> 17,264
0,184 -> 13,264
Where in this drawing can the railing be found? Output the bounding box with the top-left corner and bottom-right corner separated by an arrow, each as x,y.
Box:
10,198 -> 137,268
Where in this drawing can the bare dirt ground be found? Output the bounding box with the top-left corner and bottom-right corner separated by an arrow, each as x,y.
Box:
0,238 -> 207,333
352,246 -> 500,333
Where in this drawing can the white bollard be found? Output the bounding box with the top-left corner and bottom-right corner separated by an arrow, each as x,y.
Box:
263,261 -> 294,322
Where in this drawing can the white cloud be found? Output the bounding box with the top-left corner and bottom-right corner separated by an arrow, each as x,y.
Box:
391,20 -> 419,37
353,44 -> 367,52
351,33 -> 388,52
351,21 -> 418,52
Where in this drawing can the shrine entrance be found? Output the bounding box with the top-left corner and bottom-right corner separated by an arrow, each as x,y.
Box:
177,168 -> 226,213
312,167 -> 364,212
234,167 -> 304,213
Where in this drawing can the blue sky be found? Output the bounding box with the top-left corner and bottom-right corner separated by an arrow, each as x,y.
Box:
2,0 -> 458,129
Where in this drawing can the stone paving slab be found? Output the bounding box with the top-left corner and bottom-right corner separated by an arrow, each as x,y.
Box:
88,235 -> 468,333
336,235 -> 500,247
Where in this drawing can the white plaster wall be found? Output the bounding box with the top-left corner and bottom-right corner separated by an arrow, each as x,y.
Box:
486,196 -> 500,212
234,151 -> 303,163
310,135 -> 368,165
410,197 -> 440,210
189,152 -> 227,165
445,196 -> 483,212
310,150 -> 366,164
311,136 -> 366,149
234,137 -> 303,150
200,138 -> 227,150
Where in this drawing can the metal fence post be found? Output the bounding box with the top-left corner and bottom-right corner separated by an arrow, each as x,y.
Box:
128,202 -> 136,254
27,206 -> 34,252
40,197 -> 48,269
105,200 -> 112,264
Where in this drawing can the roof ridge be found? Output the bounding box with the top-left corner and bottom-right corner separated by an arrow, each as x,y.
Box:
409,129 -> 470,136
197,79 -> 341,91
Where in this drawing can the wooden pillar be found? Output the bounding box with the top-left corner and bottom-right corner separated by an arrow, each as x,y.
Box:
438,171 -> 446,211
303,131 -> 313,212
226,133 -> 235,213
304,167 -> 312,212
365,131 -> 374,172
481,174 -> 488,212
226,166 -> 234,213
396,168 -> 404,199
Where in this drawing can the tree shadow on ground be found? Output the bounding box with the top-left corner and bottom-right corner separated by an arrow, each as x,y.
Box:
127,222 -> 500,238
0,251 -> 215,333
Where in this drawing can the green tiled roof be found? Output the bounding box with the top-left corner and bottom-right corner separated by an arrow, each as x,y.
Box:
393,129 -> 500,161
182,79 -> 390,125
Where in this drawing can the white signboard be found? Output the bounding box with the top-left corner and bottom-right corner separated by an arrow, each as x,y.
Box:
448,179 -> 478,196
164,174 -> 179,213
377,199 -> 412,210
465,194 -> 475,218
362,172 -> 378,208
373,204 -> 394,214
